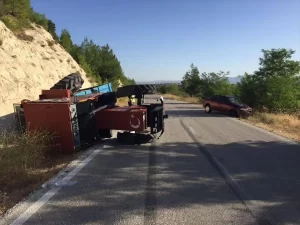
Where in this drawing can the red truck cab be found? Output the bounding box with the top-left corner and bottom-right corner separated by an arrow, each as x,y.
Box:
202,95 -> 252,118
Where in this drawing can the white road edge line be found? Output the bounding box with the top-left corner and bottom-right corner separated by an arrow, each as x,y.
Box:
10,146 -> 103,225
184,120 -> 274,224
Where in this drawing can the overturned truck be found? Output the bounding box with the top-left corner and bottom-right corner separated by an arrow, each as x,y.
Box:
14,73 -> 168,153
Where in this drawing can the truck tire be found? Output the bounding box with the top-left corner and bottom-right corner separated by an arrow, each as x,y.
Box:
116,84 -> 156,98
117,132 -> 136,145
50,73 -> 84,94
136,84 -> 156,94
204,104 -> 211,113
145,85 -> 156,94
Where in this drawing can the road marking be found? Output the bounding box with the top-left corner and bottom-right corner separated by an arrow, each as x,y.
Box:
180,120 -> 273,225
144,141 -> 157,225
10,145 -> 103,225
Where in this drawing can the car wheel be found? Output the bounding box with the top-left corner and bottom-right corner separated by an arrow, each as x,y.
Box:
229,110 -> 238,118
205,105 -> 211,113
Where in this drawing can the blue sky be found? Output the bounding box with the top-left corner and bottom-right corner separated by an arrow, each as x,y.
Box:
31,0 -> 300,82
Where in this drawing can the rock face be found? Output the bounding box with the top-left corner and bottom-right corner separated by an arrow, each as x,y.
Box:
0,22 -> 93,128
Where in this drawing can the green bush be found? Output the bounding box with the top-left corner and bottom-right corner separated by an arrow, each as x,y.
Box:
158,84 -> 187,96
0,15 -> 29,32
0,0 -> 31,32
30,11 -> 48,30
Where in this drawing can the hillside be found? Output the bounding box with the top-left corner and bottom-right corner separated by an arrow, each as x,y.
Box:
0,21 -> 93,128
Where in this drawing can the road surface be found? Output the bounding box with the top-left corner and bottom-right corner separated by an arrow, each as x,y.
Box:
2,95 -> 300,225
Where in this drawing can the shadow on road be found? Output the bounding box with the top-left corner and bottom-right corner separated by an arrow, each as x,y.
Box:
166,109 -> 228,118
164,102 -> 201,105
18,138 -> 300,225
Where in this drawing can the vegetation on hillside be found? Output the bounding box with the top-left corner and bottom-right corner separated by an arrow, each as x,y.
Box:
0,0 -> 135,88
159,48 -> 300,114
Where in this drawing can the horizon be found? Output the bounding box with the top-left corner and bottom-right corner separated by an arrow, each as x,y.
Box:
31,0 -> 300,82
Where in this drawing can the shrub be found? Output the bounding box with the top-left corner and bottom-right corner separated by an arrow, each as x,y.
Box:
0,15 -> 24,32
30,11 -> 48,30
16,32 -> 34,42
0,129 -> 56,188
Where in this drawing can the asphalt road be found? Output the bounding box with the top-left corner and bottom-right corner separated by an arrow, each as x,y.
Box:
2,95 -> 300,225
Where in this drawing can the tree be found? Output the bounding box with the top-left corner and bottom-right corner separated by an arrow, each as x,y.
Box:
75,38 -> 130,88
0,0 -> 5,16
237,48 -> 300,112
47,19 -> 58,41
59,29 -> 73,53
198,71 -> 233,97
0,0 -> 31,30
78,55 -> 102,84
79,37 -> 103,75
30,10 -> 48,29
236,73 -> 257,107
2,0 -> 31,18
181,64 -> 233,98
181,64 -> 201,96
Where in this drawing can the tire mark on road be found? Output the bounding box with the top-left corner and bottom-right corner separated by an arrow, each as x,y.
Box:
144,141 -> 157,225
180,119 -> 273,225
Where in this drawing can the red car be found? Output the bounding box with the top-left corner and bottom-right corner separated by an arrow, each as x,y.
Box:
202,95 -> 253,118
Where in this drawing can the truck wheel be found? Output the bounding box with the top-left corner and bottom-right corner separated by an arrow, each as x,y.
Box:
145,85 -> 156,94
116,84 -> 156,98
50,73 -> 84,94
117,132 -> 136,145
204,104 -> 211,113
137,84 -> 156,94
98,129 -> 112,139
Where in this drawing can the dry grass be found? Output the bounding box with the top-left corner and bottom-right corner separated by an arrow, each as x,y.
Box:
244,112 -> 300,142
162,94 -> 201,104
16,33 -> 34,42
0,129 -> 76,216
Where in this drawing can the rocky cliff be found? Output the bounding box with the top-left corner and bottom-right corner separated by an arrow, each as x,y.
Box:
0,21 -> 93,128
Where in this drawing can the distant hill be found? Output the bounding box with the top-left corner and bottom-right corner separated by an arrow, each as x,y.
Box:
137,76 -> 243,85
136,80 -> 181,84
228,76 -> 243,84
